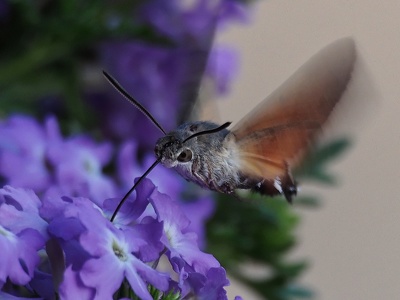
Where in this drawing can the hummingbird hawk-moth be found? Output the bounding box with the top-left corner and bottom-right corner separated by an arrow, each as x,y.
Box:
104,37 -> 356,221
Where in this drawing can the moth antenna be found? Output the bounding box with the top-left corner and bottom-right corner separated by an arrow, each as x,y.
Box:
103,71 -> 167,135
183,121 -> 231,143
110,159 -> 161,222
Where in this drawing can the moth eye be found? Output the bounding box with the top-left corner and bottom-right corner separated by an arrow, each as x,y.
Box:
177,149 -> 193,162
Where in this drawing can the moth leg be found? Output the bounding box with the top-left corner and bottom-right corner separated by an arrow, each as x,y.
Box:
213,182 -> 235,194
191,157 -> 211,189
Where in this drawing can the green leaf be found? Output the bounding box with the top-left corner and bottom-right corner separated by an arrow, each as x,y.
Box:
295,138 -> 351,184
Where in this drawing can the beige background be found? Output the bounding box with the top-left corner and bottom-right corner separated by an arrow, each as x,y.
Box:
217,1 -> 400,299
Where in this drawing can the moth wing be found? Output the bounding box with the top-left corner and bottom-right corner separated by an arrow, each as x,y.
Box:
232,37 -> 356,180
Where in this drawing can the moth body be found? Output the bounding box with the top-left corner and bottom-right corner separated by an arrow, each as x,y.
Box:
155,120 -> 297,200
155,121 -> 243,194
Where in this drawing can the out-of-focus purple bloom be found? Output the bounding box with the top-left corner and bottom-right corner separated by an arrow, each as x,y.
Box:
0,116 -> 51,192
0,115 -> 118,205
99,41 -> 239,146
139,0 -> 249,43
0,186 -> 47,286
98,1 -> 246,146
218,0 -> 251,28
206,46 -> 239,95
181,196 -> 215,250
46,132 -> 117,206
99,42 -> 190,146
139,0 -> 214,43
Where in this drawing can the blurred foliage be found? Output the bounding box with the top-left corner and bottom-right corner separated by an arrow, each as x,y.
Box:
295,138 -> 351,184
0,0 -> 163,129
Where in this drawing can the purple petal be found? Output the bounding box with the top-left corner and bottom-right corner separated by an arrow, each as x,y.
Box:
124,221 -> 164,262
0,186 -> 48,238
125,267 -> 153,300
80,254 -> 124,297
181,196 -> 215,249
198,267 -> 230,300
150,190 -> 220,274
131,257 -> 170,292
150,190 -> 190,231
0,227 -> 44,285
58,266 -> 95,300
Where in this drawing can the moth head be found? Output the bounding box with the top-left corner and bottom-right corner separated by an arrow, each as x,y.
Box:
154,121 -> 231,168
155,135 -> 193,168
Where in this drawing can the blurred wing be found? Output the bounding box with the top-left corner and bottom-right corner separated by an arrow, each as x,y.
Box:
177,15 -> 218,123
232,37 -> 356,179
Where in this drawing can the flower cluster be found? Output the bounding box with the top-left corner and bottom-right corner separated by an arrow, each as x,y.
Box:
0,179 -> 235,299
0,114 -> 214,250
0,115 -> 117,205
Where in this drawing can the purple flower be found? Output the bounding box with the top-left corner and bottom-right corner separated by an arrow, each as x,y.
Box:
42,193 -> 169,299
0,178 -> 231,298
79,223 -> 169,299
150,189 -> 219,274
147,186 -> 231,297
0,186 -> 47,286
